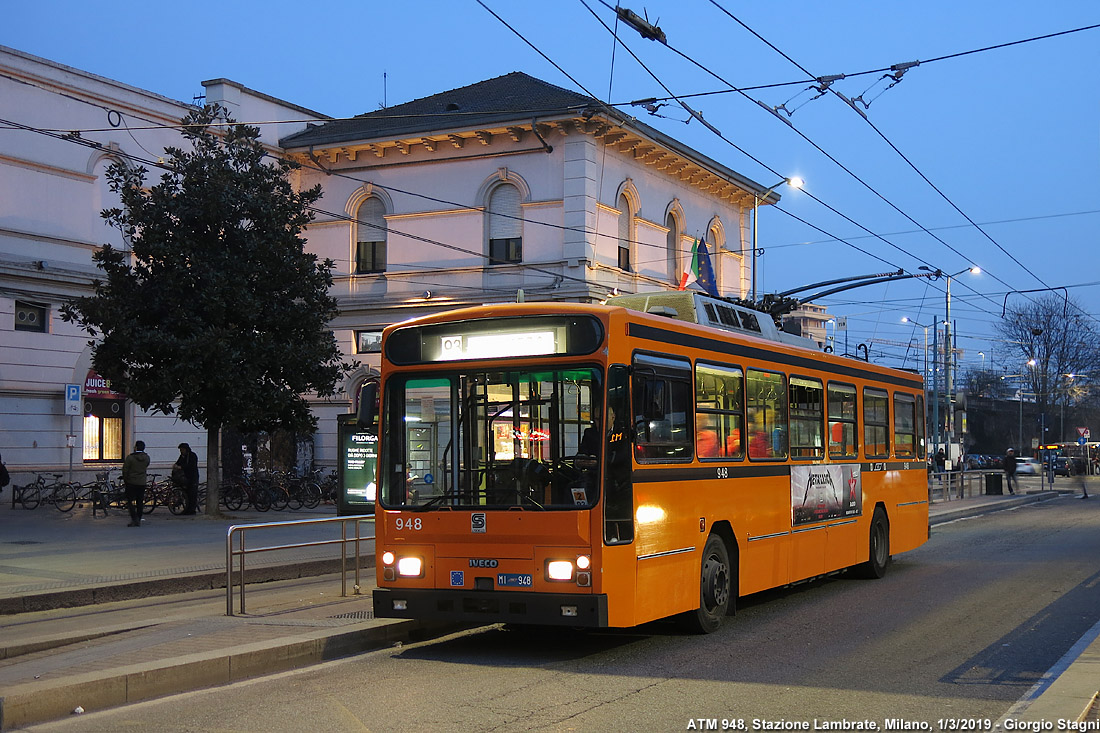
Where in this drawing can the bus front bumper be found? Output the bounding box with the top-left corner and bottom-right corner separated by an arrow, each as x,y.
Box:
373,587 -> 609,627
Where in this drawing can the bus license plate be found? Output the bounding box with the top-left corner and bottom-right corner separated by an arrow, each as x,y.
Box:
496,573 -> 532,588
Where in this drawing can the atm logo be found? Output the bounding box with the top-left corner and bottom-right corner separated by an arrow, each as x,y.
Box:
471,512 -> 486,533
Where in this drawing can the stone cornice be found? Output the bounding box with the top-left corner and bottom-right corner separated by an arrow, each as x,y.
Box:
287,114 -> 763,209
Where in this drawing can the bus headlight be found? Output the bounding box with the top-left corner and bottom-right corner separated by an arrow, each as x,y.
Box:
397,556 -> 423,577
576,554 -> 591,570
381,551 -> 395,566
547,560 -> 574,581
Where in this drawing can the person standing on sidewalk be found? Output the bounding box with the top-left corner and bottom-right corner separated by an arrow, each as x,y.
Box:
1004,448 -> 1018,495
122,440 -> 150,527
174,443 -> 200,514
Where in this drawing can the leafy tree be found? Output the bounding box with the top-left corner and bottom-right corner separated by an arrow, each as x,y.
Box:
62,105 -> 351,514
995,293 -> 1100,422
963,368 -> 1009,400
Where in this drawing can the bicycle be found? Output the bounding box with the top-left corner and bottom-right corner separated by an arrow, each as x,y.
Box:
17,473 -> 78,512
79,469 -> 124,516
168,480 -> 206,515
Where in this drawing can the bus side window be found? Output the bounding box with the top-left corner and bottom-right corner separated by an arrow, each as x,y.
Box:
827,382 -> 858,459
632,354 -> 692,462
695,363 -> 744,460
746,369 -> 787,460
893,393 -> 917,458
864,388 -> 890,459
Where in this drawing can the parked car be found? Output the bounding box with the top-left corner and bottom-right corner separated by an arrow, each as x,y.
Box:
1016,457 -> 1041,475
1053,457 -> 1087,476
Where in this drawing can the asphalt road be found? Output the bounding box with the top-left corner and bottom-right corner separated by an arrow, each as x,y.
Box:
24,496 -> 1100,733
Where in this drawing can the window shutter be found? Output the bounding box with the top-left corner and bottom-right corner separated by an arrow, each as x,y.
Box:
489,185 -> 522,239
358,197 -> 386,243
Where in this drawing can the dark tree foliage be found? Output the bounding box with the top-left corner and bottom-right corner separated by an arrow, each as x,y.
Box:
995,293 -> 1100,417
62,105 -> 351,512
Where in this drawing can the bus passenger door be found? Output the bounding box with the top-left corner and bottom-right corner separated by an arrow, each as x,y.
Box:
602,364 -> 638,627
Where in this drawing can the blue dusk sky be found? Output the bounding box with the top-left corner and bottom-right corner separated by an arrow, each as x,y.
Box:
3,1 -> 1099,376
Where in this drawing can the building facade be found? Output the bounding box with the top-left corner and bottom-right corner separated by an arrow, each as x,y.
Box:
1,49 -> 777,483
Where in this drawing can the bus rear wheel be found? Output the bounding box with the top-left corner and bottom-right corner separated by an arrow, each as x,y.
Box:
681,534 -> 732,634
857,508 -> 890,579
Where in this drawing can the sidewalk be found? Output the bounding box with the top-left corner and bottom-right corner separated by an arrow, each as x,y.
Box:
0,487 -> 1093,729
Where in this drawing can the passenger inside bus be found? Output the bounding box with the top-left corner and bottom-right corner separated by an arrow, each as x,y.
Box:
748,410 -> 770,458
696,413 -> 720,458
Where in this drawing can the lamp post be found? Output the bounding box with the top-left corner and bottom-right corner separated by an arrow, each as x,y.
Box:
751,176 -> 803,301
921,266 -> 980,466
902,317 -> 934,456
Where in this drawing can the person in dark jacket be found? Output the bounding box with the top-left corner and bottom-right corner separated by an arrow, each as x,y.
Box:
121,440 -> 150,526
1004,448 -> 1018,495
174,443 -> 201,514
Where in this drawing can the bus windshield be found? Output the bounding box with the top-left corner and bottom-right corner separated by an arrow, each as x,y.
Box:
380,367 -> 601,510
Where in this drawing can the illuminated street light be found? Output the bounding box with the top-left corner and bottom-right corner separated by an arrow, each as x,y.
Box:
751,176 -> 803,301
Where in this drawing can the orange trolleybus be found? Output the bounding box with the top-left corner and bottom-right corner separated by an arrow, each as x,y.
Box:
369,291 -> 928,633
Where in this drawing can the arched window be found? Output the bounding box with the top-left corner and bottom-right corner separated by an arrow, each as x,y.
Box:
666,212 -> 680,283
618,193 -> 633,272
355,197 -> 387,274
488,183 -> 522,264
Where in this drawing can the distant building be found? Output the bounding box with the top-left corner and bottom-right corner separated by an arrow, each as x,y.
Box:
782,302 -> 832,348
1,48 -> 777,479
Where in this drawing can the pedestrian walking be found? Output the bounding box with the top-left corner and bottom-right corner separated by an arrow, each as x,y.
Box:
121,440 -> 150,527
173,443 -> 200,514
1004,448 -> 1018,495
1073,458 -> 1090,499
0,452 -> 9,495
934,448 -> 946,473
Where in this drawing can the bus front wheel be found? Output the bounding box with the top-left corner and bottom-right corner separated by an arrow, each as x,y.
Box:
857,508 -> 890,579
682,534 -> 732,634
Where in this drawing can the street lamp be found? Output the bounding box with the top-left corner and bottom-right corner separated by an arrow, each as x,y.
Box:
903,316 -> 936,454
751,176 -> 803,301
920,265 -> 980,463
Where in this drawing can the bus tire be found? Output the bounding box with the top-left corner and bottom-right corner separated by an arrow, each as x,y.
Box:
681,533 -> 732,634
857,508 -> 890,579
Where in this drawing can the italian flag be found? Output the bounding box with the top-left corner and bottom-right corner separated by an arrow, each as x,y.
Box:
678,238 -> 703,290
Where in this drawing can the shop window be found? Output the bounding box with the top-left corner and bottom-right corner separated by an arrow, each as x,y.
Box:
355,331 -> 383,354
83,399 -> 124,462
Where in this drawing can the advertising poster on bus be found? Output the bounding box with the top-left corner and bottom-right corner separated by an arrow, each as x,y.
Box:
790,464 -> 862,526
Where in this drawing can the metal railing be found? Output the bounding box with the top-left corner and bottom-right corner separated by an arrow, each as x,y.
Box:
226,514 -> 374,616
928,470 -> 989,502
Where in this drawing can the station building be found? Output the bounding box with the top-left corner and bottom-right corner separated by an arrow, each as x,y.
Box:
0,45 -> 778,483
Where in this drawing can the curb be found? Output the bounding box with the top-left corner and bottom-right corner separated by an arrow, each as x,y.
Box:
929,491 -> 1066,526
0,617 -> 462,731
0,556 -> 375,616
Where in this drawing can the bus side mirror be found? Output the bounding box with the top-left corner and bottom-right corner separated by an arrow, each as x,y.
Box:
357,380 -> 379,432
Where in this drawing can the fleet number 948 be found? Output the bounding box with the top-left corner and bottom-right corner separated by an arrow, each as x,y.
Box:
395,517 -> 422,531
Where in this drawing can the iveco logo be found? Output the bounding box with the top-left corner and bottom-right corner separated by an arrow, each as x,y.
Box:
468,559 -> 498,568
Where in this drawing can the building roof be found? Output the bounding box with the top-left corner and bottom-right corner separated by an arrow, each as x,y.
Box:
280,72 -> 591,148
279,71 -> 773,200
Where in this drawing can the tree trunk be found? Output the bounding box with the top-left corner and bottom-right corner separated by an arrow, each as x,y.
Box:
205,424 -> 221,515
